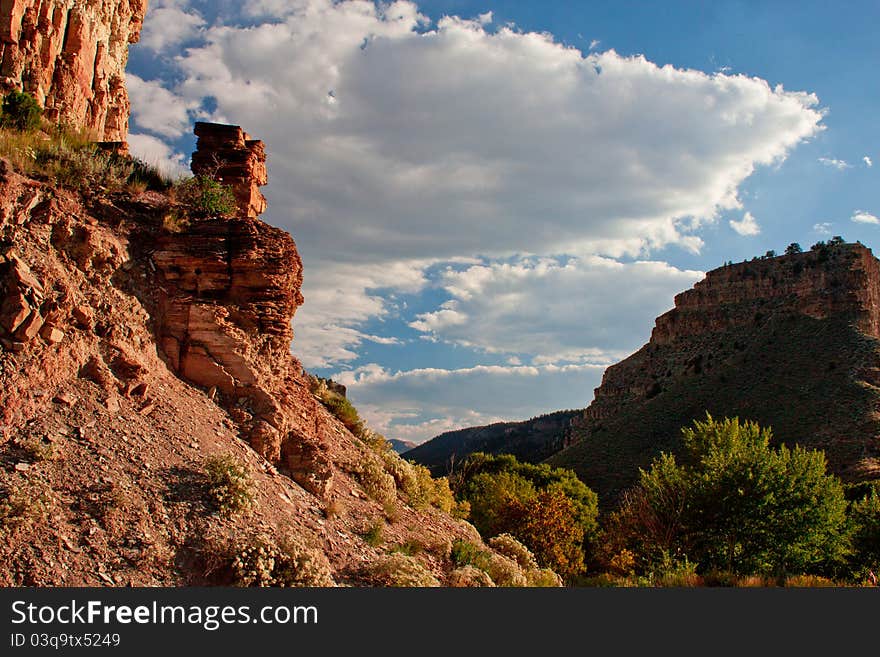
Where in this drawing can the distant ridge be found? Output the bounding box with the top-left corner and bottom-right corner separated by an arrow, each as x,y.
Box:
406,410 -> 581,473
389,438 -> 416,455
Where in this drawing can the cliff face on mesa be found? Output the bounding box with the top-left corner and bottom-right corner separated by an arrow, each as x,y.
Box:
549,244 -> 880,502
0,0 -> 146,141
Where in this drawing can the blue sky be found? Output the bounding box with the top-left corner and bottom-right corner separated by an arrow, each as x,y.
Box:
126,0 -> 879,443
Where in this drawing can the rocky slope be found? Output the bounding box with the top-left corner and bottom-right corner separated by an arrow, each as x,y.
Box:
0,0 -> 146,142
0,122 -> 535,586
548,243 -> 880,502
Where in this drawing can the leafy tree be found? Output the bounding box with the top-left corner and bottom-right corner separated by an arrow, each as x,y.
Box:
785,242 -> 803,255
454,453 -> 598,578
460,470 -> 537,538
497,488 -> 585,578
455,453 -> 598,541
607,415 -> 849,576
764,250 -> 777,259
0,91 -> 42,131
847,490 -> 880,578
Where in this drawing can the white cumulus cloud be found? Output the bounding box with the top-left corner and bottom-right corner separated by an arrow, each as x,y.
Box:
729,211 -> 761,236
129,0 -> 824,371
864,156 -> 874,167
851,210 -> 880,225
140,1 -> 206,53
408,256 -> 703,364
126,74 -> 193,138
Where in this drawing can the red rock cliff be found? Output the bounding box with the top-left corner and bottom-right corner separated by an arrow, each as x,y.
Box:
652,244 -> 880,345
0,0 -> 147,141
582,243 -> 880,425
153,123 -> 336,495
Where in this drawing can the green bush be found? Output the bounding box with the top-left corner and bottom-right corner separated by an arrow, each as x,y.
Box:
455,452 -> 599,541
362,520 -> 384,547
848,490 -> 880,578
204,454 -> 253,516
174,176 -> 237,216
1,91 -> 42,132
607,415 -> 850,576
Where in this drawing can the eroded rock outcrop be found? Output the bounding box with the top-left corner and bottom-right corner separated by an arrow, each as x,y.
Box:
154,123 -> 334,495
191,122 -> 268,218
0,0 -> 147,141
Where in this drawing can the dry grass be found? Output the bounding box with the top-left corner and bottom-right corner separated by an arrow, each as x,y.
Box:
0,125 -> 170,196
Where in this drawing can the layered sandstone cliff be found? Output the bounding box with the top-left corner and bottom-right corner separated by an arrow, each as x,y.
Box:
0,0 -> 147,141
153,122 -> 335,495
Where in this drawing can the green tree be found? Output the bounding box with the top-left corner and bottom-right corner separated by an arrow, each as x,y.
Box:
785,242 -> 803,255
1,91 -> 42,132
454,453 -> 598,578
608,415 -> 849,576
460,470 -> 537,537
848,490 -> 880,578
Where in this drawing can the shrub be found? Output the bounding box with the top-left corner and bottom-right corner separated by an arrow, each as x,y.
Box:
0,485 -> 50,532
456,452 -> 599,543
362,520 -> 384,547
1,91 -> 42,131
173,176 -> 236,216
354,457 -> 396,506
162,209 -> 190,233
783,574 -> 837,588
497,488 -> 586,578
450,538 -> 562,587
608,415 -> 850,576
204,454 -> 253,515
484,553 -> 528,587
127,159 -> 173,191
391,539 -> 424,557
231,537 -> 334,587
847,490 -> 880,577
361,553 -> 439,587
15,436 -> 57,462
647,552 -> 702,587
489,534 -> 538,571
460,470 -> 537,537
526,568 -> 563,587
451,539 -> 491,570
449,566 -> 495,587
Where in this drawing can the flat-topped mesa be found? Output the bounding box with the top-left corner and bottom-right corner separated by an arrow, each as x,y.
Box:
191,122 -> 268,218
0,0 -> 147,142
651,242 -> 880,345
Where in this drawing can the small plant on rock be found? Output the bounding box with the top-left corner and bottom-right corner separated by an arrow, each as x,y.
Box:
204,454 -> 252,516
173,176 -> 237,216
